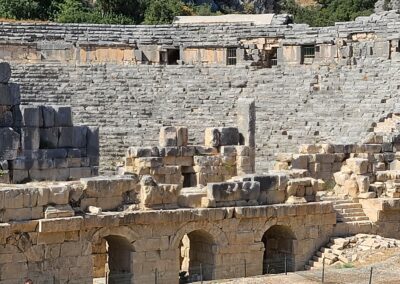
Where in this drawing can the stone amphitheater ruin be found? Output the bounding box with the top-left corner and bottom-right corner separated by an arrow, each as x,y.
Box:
1,10 -> 400,284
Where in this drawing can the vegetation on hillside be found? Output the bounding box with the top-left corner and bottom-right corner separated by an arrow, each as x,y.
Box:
279,0 -> 377,26
0,0 -> 379,26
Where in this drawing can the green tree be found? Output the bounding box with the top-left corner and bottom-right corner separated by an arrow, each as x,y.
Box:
143,0 -> 188,24
56,0 -> 134,24
0,0 -> 63,20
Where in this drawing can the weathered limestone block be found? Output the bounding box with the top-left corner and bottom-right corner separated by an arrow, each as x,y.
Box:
0,83 -> 20,105
72,126 -> 88,148
343,178 -> 359,197
0,127 -> 19,160
45,204 -> 75,219
276,152 -> 293,162
58,127 -> 74,148
206,181 -> 260,204
140,175 -> 180,209
291,154 -> 308,169
54,106 -> 73,127
87,126 -> 100,158
39,127 -> 58,148
127,146 -> 159,158
346,158 -> 369,174
40,105 -> 55,127
48,185 -> 70,205
0,62 -> 11,83
219,127 -> 239,146
20,106 -> 40,127
159,126 -> 177,147
21,127 -> 40,150
356,175 -> 370,193
81,175 -> 138,199
176,126 -> 188,146
334,172 -> 350,186
178,187 -> 206,208
204,127 -> 220,147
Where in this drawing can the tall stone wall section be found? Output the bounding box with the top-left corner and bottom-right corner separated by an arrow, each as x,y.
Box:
4,11 -> 400,171
10,60 -> 400,171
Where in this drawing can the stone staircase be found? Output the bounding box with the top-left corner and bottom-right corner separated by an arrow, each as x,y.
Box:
321,196 -> 370,224
305,245 -> 338,270
305,196 -> 375,270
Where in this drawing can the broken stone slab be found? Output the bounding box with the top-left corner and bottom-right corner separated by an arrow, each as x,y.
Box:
159,126 -> 177,147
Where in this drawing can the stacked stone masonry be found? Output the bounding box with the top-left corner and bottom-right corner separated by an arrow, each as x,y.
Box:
2,12 -> 400,284
2,11 -> 400,171
0,62 -> 99,183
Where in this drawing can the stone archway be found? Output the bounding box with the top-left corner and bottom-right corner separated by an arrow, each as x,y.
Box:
91,226 -> 138,284
179,229 -> 216,282
172,222 -> 228,283
261,225 -> 297,274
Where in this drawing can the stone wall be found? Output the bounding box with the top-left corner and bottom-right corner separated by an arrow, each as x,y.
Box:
10,59 -> 400,172
5,11 -> 400,172
0,200 -> 336,283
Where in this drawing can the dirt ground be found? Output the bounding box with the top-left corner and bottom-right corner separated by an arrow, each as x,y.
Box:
196,248 -> 400,284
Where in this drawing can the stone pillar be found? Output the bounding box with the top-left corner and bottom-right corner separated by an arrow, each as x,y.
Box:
237,98 -> 256,173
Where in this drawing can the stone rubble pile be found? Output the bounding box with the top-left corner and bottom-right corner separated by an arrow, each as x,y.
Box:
308,234 -> 400,269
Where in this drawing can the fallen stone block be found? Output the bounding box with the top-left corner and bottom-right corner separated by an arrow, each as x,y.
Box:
127,146 -> 159,158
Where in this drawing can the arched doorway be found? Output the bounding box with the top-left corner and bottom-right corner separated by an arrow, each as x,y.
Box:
262,225 -> 296,274
92,235 -> 134,284
179,230 -> 216,283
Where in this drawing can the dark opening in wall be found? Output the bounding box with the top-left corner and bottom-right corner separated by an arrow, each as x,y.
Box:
301,45 -> 316,64
268,47 -> 278,67
160,48 -> 180,65
227,47 -> 237,65
182,172 -> 197,188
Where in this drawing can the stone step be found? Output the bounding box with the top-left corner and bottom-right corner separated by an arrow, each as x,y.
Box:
337,213 -> 367,218
308,260 -> 323,268
342,208 -> 365,214
334,203 -> 362,210
337,216 -> 370,222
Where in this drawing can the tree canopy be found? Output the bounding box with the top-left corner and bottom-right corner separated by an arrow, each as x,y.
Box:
0,0 -> 379,26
